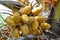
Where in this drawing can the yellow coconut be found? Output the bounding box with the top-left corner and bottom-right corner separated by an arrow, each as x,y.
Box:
29,28 -> 36,35
32,5 -> 42,16
5,16 -> 15,28
11,29 -> 19,38
28,16 -> 35,24
40,22 -> 51,30
31,20 -> 39,30
35,16 -> 46,23
21,14 -> 29,23
20,24 -> 29,35
13,12 -> 21,24
19,5 -> 31,15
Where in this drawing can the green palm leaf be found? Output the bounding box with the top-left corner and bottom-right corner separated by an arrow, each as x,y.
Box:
54,0 -> 60,19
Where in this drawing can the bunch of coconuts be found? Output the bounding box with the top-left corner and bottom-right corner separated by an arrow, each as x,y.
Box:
5,5 -> 51,38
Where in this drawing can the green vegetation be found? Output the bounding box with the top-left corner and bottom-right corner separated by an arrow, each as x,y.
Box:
54,0 -> 60,19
